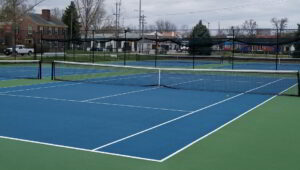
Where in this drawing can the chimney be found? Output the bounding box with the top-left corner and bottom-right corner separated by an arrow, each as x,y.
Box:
41,9 -> 51,21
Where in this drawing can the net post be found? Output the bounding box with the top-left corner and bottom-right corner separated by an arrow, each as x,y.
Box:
39,61 -> 42,79
158,69 -> 161,86
193,54 -> 195,69
221,55 -> 224,64
51,62 -> 55,80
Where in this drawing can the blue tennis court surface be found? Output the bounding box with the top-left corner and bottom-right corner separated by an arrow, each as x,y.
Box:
0,66 -> 297,162
220,62 -> 300,70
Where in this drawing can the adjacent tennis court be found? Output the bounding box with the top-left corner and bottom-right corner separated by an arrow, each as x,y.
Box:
0,60 -> 299,162
101,55 -> 300,70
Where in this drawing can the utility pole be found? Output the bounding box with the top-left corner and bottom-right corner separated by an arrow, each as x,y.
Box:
138,0 -> 142,53
139,0 -> 142,36
141,15 -> 146,53
114,1 -> 121,52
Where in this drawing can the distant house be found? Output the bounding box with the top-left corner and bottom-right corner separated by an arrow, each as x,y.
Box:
0,9 -> 67,48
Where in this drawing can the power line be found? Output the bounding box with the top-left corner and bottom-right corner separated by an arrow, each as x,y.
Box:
121,0 -> 287,21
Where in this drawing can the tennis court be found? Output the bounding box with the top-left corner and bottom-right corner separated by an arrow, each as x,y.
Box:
0,60 -> 299,162
100,55 -> 300,70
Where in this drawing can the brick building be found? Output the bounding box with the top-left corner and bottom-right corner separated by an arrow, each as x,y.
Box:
0,9 -> 67,49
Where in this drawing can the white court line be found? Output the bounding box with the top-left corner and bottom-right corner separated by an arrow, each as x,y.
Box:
81,76 -> 205,102
0,93 -> 189,113
82,78 -> 206,102
0,81 -> 61,89
166,76 -> 267,84
0,136 -> 161,162
82,87 -> 160,102
91,79 -> 284,151
0,82 -> 82,94
0,74 -> 153,93
161,83 -> 298,162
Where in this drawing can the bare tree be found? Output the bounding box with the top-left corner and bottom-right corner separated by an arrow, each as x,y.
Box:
99,15 -> 115,31
154,19 -> 177,32
51,8 -> 64,20
271,17 -> 288,35
242,19 -> 258,37
145,24 -> 157,32
228,26 -> 242,37
0,0 -> 46,22
180,25 -> 191,38
75,0 -> 106,38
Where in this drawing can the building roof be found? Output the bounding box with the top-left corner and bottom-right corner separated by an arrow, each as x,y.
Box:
28,13 -> 67,27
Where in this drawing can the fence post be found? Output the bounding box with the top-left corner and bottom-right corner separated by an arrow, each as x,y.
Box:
123,30 -> 128,66
231,27 -> 235,70
192,36 -> 195,69
40,31 -> 43,62
73,38 -> 75,61
34,31 -> 37,60
92,30 -> 95,63
276,28 -> 279,70
298,71 -> 300,97
155,30 -> 158,68
63,30 -> 66,61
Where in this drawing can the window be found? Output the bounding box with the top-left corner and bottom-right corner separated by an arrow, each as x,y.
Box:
55,28 -> 58,35
16,25 -> 20,34
39,26 -> 43,33
49,27 -> 52,35
25,39 -> 33,45
43,27 -> 47,34
28,25 -> 33,35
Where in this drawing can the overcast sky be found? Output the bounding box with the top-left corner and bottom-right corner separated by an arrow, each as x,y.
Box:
34,0 -> 299,29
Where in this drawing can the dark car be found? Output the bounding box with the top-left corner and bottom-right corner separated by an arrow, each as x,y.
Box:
3,48 -> 13,55
90,47 -> 104,52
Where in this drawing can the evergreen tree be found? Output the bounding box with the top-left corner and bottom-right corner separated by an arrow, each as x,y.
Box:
62,1 -> 81,40
189,20 -> 212,55
293,24 -> 300,58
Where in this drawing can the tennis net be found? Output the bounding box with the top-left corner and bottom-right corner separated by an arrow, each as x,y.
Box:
230,57 -> 300,70
0,60 -> 42,80
52,61 -> 300,96
135,54 -> 223,67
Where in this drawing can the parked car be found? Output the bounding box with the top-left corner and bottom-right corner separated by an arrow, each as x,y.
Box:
90,47 -> 104,52
4,45 -> 34,56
